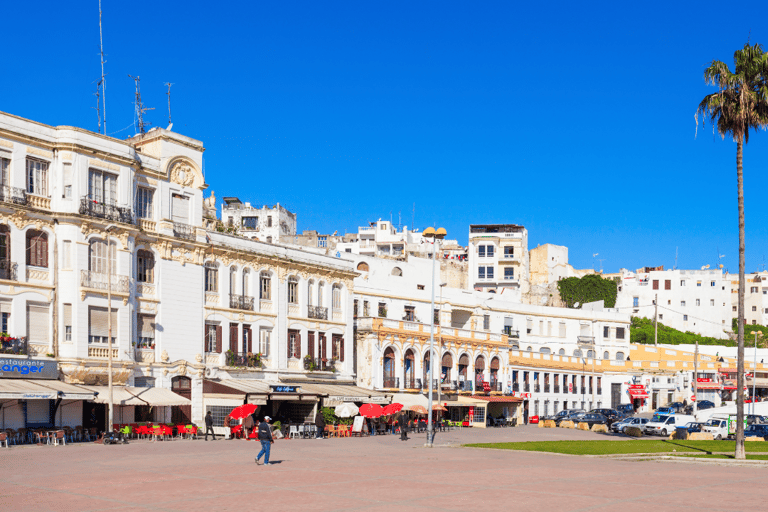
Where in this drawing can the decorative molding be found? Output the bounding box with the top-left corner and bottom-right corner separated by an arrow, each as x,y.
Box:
0,139 -> 13,149
0,210 -> 49,230
26,268 -> 49,282
136,284 -> 155,297
195,353 -> 203,363
27,147 -> 53,159
161,349 -> 170,363
88,158 -> 120,172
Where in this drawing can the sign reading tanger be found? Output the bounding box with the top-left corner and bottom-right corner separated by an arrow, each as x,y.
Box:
0,358 -> 58,379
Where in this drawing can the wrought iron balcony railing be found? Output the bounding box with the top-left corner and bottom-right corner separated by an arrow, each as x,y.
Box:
0,185 -> 27,205
80,196 -> 133,224
173,222 -> 196,241
383,377 -> 399,389
0,260 -> 18,281
503,327 -> 520,339
308,305 -> 328,320
229,294 -> 255,311
80,270 -> 130,294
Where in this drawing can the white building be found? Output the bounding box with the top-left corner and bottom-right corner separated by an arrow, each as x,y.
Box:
468,224 -> 529,300
615,267 -> 732,339
336,220 -> 465,260
726,271 -> 768,327
220,197 -> 297,244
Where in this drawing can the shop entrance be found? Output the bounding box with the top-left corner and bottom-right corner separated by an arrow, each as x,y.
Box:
83,401 -> 106,432
611,383 -> 621,409
171,376 -> 192,424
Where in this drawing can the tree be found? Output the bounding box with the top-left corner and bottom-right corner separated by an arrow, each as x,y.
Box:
696,43 -> 768,459
556,274 -> 617,309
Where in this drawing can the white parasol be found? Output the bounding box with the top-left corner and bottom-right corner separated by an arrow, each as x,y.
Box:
334,402 -> 360,418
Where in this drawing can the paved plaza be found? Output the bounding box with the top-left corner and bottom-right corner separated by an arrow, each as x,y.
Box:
2,426 -> 767,511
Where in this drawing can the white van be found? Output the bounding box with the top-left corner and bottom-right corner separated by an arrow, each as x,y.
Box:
702,417 -> 729,440
644,414 -> 695,436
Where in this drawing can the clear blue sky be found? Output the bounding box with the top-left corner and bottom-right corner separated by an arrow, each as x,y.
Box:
4,1 -> 768,274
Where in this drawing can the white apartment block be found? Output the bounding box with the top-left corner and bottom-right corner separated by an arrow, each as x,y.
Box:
336,220 -> 465,260
220,197 -> 297,244
0,111 -> 363,434
468,224 -> 530,300
615,267 -> 732,339
726,272 -> 768,327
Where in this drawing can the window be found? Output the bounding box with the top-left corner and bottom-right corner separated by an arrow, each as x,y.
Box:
62,162 -> 72,199
242,324 -> 251,354
710,299 -> 715,306
711,281 -> 716,287
391,267 -> 402,277
318,236 -> 327,248
751,287 -> 759,293
733,306 -> 737,312
616,327 -> 625,339
136,187 -> 154,219
504,267 -> 514,280
88,306 -> 116,344
26,158 -> 49,196
603,351 -> 609,359
434,308 -> 440,325
472,405 -> 485,425
486,245 -> 494,258
486,266 -> 494,279
266,236 -> 272,243
683,315 -> 688,321
229,267 -> 237,296
205,323 -> 220,353
681,280 -> 686,286
287,277 -> 298,304
363,301 -> 369,316
27,304 -> 50,343
356,262 -> 369,272
665,280 -> 671,290
478,245 -> 486,257
88,168 -> 117,205
242,269 -> 250,296
62,240 -> 71,270
317,282 -> 324,307
697,281 -> 702,287
259,327 -> 271,357
603,326 -> 609,338
417,284 -> 425,290
332,334 -> 344,361
559,322 -> 566,337
404,306 -> 415,322
753,320 -> 757,325
378,302 -> 387,318
0,157 -> 8,187
260,271 -> 271,300
503,246 -> 514,258
681,300 -> 686,307
172,193 -> 190,224
633,297 -> 639,307
0,225 -> 9,276
353,300 -> 358,318
63,303 -> 72,342
206,405 -> 236,427
753,306 -> 757,311
204,262 -> 219,292
137,250 -> 154,283
478,267 -> 485,279
483,314 -> 490,330
267,216 -> 272,227
26,230 -> 48,267
696,299 -> 701,306
332,284 -> 341,310
242,217 -> 258,229
134,377 -> 155,388
659,314 -> 663,320
652,280 -> 659,290
89,239 -> 115,274
137,314 -> 155,348
288,329 -> 300,358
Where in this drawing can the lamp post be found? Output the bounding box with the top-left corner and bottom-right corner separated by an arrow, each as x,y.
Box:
423,226 -> 446,447
750,331 -> 763,416
437,282 -> 447,422
106,228 -> 114,434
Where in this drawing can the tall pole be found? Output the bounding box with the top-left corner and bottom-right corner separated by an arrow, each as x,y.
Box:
752,332 -> 759,416
437,283 -> 444,417
693,340 -> 698,416
654,293 -> 658,346
426,238 -> 437,447
107,235 -> 113,433
591,341 -> 596,408
98,0 -> 107,135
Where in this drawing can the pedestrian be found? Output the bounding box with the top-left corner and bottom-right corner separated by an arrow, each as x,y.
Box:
204,411 -> 215,441
369,417 -> 376,436
315,410 -> 325,439
255,416 -> 274,465
243,413 -> 255,440
224,414 -> 233,439
400,415 -> 409,441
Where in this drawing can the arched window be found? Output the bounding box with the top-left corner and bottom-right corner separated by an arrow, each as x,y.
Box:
558,348 -> 565,355
511,345 -> 520,350
137,250 -> 154,283
0,225 -> 10,274
307,280 -> 315,306
539,347 -> 551,355
573,349 -> 582,357
171,376 -> 192,424
26,230 -> 48,268
356,262 -> 369,272
242,268 -> 250,296
383,347 -> 395,388
287,276 -> 298,304
526,346 -> 533,352
474,356 -> 485,386
603,351 -> 610,360
391,267 -> 403,277
441,352 -> 453,382
332,284 -> 341,310
490,357 -> 500,384
458,353 -> 469,378
423,351 -> 431,383
587,350 -> 594,358
317,282 -> 324,307
89,239 -> 115,274
616,351 -> 625,361
259,271 -> 271,300
204,261 -> 218,292
404,349 -> 415,388
229,266 -> 237,295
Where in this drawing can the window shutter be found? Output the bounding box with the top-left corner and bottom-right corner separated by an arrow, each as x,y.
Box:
138,315 -> 155,337
88,307 -> 116,338
230,324 -> 238,354
287,330 -> 292,359
307,331 -> 315,360
296,332 -> 302,359
247,326 -> 253,353
215,325 -> 222,353
340,337 -> 344,362
172,194 -> 189,224
0,300 -> 11,314
27,304 -> 50,342
63,303 -> 72,326
204,324 -> 208,351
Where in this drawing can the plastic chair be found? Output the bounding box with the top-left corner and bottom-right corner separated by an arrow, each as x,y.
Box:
0,432 -> 8,448
119,425 -> 132,439
187,425 -> 198,440
52,430 -> 66,446
176,425 -> 187,439
287,425 -> 299,439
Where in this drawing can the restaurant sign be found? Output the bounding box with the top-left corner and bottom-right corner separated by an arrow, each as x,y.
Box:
0,358 -> 58,379
270,385 -> 299,393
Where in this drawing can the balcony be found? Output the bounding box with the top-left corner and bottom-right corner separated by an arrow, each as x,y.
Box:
80,196 -> 133,224
577,336 -> 595,344
554,385 -> 560,393
226,353 -> 263,368
0,336 -> 27,355
0,185 -> 27,205
230,294 -> 255,311
534,384 -> 540,393
0,260 -> 18,281
572,386 -> 579,394
80,270 -> 130,294
544,385 -> 550,393
308,305 -> 328,320
88,346 -> 119,359
524,383 -> 530,392
134,348 -> 155,363
173,222 -> 196,241
404,377 -> 416,389
597,387 -> 602,395
513,383 -> 519,392
580,386 -> 587,395
503,327 -> 520,338
383,377 -> 399,389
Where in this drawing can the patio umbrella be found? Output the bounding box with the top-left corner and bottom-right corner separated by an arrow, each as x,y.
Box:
407,405 -> 428,415
229,403 -> 258,420
335,403 -> 359,418
359,403 -> 384,418
383,403 -> 403,416
432,404 -> 448,412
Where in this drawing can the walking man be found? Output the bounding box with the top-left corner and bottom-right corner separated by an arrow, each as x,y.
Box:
315,410 -> 325,439
204,411 -> 215,441
255,416 -> 274,465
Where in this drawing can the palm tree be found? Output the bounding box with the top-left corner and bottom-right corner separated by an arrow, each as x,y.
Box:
696,43 -> 768,459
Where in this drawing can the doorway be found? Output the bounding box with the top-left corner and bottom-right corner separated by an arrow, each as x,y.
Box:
171,376 -> 192,424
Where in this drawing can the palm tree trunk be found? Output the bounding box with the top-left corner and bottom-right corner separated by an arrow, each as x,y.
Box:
736,134 -> 746,460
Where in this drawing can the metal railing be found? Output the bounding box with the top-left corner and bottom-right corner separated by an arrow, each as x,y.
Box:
554,386 -> 560,393
227,353 -> 262,368
0,260 -> 18,281
80,196 -> 133,224
534,385 -> 540,393
503,327 -> 520,338
0,336 -> 27,355
229,294 -> 255,311
80,270 -> 130,293
597,388 -> 602,395
580,386 -> 587,395
577,336 -> 595,344
404,378 -> 415,389
308,305 -> 328,320
383,377 -> 399,388
513,383 -> 519,392
572,386 -> 579,394
524,383 -> 530,392
544,385 -> 550,393
0,185 -> 27,205
173,222 -> 196,241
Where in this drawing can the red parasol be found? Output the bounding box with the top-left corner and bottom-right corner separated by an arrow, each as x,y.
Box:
229,403 -> 258,420
383,403 -> 403,416
359,403 -> 384,418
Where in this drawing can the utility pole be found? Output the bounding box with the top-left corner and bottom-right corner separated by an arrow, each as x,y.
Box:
693,340 -> 698,417
654,293 -> 658,346
164,82 -> 174,125
107,233 -> 113,433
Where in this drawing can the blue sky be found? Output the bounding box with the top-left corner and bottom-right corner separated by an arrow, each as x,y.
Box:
4,1 -> 768,274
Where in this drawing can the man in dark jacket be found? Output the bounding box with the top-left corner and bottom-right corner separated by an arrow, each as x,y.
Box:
204,411 -> 215,441
255,416 -> 274,465
315,410 -> 325,439
399,415 -> 409,441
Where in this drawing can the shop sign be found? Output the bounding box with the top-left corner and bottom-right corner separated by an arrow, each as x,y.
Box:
468,406 -> 474,422
0,358 -> 58,379
697,378 -> 712,382
271,385 -> 299,393
328,395 -> 388,404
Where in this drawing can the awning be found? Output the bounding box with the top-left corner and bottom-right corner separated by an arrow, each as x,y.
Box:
694,383 -> 721,390
628,388 -> 649,399
0,379 -> 97,401
296,383 -> 390,406
467,395 -> 522,403
390,393 -> 429,409
203,379 -> 269,404
82,386 -> 192,406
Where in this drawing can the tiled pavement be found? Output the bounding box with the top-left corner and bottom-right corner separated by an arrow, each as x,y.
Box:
1,425 -> 766,511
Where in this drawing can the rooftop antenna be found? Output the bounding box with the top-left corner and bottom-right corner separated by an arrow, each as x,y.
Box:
398,211 -> 401,231
164,82 -> 174,127
412,203 -> 415,231
592,253 -> 599,272
128,75 -> 154,134
598,259 -> 605,273
717,247 -> 725,271
674,246 -> 678,270
92,80 -> 102,132
98,0 -> 107,135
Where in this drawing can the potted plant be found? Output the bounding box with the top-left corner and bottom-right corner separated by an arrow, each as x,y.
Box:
226,349 -> 235,367
303,354 -> 313,370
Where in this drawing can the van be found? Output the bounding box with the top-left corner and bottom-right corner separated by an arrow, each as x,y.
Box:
702,417 -> 729,440
644,414 -> 695,436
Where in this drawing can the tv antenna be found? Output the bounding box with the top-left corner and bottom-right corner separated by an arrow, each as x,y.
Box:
674,246 -> 678,270
592,253 -> 599,271
164,82 -> 174,127
128,75 -> 154,134
97,0 -> 107,134
598,259 -> 605,273
92,80 -> 102,132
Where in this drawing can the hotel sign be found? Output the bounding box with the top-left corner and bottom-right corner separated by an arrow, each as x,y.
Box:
0,358 -> 58,379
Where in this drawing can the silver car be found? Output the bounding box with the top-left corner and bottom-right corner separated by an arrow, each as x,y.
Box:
611,417 -> 649,433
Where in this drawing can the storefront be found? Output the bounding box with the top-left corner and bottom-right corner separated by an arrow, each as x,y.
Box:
627,384 -> 649,412
299,383 -> 390,408
468,395 -> 523,426
81,386 -> 192,428
445,396 -> 488,428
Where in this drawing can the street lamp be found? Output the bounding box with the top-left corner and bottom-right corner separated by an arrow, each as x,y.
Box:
750,331 -> 763,416
423,226 -> 446,447
106,226 -> 115,434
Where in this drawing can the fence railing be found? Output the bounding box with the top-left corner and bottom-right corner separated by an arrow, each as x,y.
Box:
80,270 -> 130,293
80,196 -> 133,224
308,305 -> 328,320
0,336 -> 27,355
0,260 -> 18,281
230,294 -> 255,311
0,185 -> 27,205
173,222 -> 196,241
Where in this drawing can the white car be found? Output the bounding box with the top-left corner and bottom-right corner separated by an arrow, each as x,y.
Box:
702,418 -> 729,440
644,414 -> 695,436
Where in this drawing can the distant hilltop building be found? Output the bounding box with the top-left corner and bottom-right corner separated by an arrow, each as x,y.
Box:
220,197 -> 296,244
336,219 -> 465,260
468,224 -> 529,300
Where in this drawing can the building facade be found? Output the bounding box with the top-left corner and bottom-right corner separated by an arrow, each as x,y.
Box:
468,224 -> 530,299
220,197 -> 297,244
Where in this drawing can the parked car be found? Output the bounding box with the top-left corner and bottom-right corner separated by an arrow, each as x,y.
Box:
555,409 -> 585,426
589,408 -> 624,424
683,400 -> 716,414
665,402 -> 686,413
611,417 -> 649,433
545,410 -> 574,422
702,418 -> 729,440
744,424 -> 768,438
655,407 -> 677,415
615,404 -> 635,417
644,414 -> 695,436
680,422 -> 706,434
572,413 -> 608,428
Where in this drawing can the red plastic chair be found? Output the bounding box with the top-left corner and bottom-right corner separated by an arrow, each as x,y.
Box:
230,425 -> 243,439
176,425 -> 187,439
